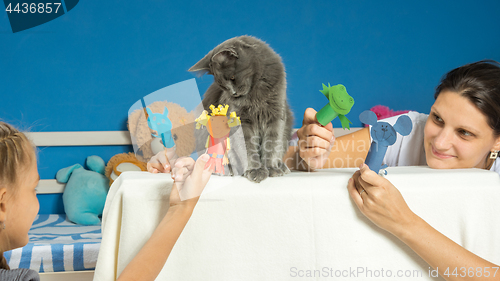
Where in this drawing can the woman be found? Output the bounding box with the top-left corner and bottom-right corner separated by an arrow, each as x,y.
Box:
288,60 -> 500,280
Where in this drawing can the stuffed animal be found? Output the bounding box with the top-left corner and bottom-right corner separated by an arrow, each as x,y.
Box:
359,110 -> 412,174
56,156 -> 109,225
105,152 -> 147,186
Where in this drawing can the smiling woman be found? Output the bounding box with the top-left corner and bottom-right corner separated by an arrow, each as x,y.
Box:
290,59 -> 500,281
424,91 -> 500,170
426,60 -> 500,171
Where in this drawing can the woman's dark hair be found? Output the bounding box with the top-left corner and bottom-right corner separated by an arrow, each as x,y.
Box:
435,60 -> 500,136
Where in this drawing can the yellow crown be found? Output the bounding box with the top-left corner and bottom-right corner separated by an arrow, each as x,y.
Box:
209,104 -> 229,116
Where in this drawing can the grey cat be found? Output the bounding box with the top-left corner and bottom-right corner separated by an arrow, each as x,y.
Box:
189,35 -> 293,183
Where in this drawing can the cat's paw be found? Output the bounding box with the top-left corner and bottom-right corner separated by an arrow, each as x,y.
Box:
267,162 -> 290,177
243,168 -> 269,183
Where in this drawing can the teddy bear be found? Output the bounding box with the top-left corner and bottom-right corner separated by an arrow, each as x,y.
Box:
56,155 -> 109,225
105,152 -> 147,186
127,101 -> 196,163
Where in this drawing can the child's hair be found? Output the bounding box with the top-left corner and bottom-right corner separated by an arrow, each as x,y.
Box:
435,60 -> 500,136
0,121 -> 36,270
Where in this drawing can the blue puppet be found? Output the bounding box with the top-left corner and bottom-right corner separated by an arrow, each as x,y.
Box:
360,110 -> 412,174
146,107 -> 175,148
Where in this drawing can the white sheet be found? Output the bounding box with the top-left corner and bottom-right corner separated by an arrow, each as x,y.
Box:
94,167 -> 500,281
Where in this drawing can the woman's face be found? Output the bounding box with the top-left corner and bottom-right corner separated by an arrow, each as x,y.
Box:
424,90 -> 500,169
2,154 -> 40,250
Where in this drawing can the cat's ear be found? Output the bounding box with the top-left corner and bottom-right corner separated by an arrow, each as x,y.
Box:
236,37 -> 258,49
213,48 -> 238,60
212,49 -> 238,65
188,51 -> 213,76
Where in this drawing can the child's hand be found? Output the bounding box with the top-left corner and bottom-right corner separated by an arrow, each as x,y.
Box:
296,108 -> 335,170
147,147 -> 178,173
169,154 -> 212,207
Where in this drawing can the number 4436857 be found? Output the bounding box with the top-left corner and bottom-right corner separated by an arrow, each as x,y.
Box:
5,3 -> 62,14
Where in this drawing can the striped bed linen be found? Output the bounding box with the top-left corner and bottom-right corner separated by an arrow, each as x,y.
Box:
4,214 -> 101,273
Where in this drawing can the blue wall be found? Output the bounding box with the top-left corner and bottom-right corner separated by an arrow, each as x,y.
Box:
1,0 -> 500,213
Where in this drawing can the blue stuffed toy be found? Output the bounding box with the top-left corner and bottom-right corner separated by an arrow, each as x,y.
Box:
56,155 -> 110,225
360,110 -> 413,174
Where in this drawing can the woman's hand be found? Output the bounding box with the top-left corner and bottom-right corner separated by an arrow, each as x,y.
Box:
169,154 -> 212,209
147,147 -> 178,173
296,108 -> 335,170
347,163 -> 418,237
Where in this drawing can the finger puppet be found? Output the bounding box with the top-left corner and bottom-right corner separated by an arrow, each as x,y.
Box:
105,152 -> 147,186
316,83 -> 355,129
56,156 -> 109,225
195,104 -> 241,175
359,110 -> 412,174
146,107 -> 175,149
362,105 -> 410,127
145,106 -> 181,167
188,35 -> 292,183
128,101 -> 196,162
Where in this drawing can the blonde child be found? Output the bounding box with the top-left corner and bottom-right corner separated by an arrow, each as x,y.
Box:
0,122 -> 39,280
0,121 -> 211,281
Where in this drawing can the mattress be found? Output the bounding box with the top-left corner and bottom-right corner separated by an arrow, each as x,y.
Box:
4,214 -> 101,273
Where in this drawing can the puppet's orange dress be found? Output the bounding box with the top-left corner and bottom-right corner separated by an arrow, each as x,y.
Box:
205,133 -> 230,174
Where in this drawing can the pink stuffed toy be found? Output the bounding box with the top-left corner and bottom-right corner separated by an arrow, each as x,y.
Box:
364,105 -> 410,127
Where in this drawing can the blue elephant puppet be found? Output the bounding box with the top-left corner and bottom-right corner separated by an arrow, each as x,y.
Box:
359,110 -> 413,174
56,156 -> 109,225
146,107 -> 175,149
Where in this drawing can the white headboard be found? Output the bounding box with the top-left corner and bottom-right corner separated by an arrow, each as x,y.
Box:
26,131 -> 131,194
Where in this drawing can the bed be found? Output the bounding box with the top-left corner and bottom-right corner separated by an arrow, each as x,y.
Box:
5,214 -> 101,272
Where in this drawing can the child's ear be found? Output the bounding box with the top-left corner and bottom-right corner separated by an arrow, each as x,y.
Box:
0,188 -> 7,222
